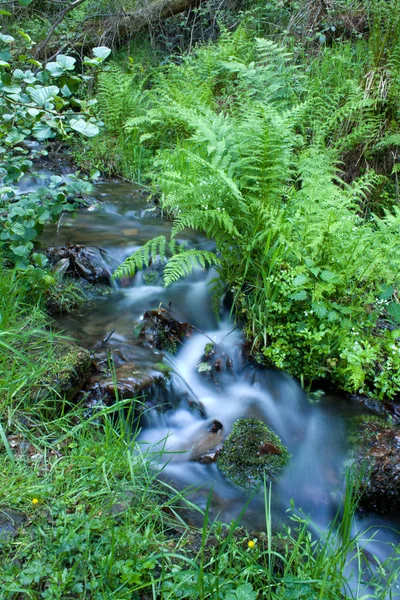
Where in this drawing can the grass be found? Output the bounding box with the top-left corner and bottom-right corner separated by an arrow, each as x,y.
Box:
0,261 -> 399,599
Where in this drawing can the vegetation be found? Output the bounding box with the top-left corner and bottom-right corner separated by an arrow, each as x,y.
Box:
1,1 -> 400,598
98,2 -> 400,400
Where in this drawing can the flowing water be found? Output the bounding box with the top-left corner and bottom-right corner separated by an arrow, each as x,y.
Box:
40,179 -> 400,596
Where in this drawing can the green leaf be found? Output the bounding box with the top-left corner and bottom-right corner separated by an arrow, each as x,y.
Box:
0,9 -> 12,15
56,54 -> 76,70
289,290 -> 307,301
18,0 -> 33,5
387,303 -> 400,324
28,85 -> 59,106
32,122 -> 57,141
0,34 -> 15,44
320,270 -> 339,282
17,30 -> 33,44
311,301 -> 327,318
379,285 -> 394,301
69,118 -> 99,137
92,46 -> 111,60
0,60 -> 10,68
27,58 -> 42,68
293,274 -> 308,286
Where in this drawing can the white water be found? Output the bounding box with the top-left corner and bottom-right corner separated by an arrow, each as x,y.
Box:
40,179 -> 399,598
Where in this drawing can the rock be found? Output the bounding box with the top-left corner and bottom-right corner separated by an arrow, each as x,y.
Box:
190,419 -> 224,462
138,308 -> 193,353
348,414 -> 400,515
197,342 -> 234,384
46,244 -> 112,285
35,343 -> 91,403
0,508 -> 26,542
78,360 -> 169,417
217,418 -> 290,489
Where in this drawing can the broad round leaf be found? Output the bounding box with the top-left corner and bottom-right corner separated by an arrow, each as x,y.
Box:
28,85 -> 59,106
56,55 -> 76,70
92,46 -> 111,60
32,122 -> 57,141
69,118 -> 99,137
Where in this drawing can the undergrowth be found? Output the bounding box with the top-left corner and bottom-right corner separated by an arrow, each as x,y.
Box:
90,3 -> 400,400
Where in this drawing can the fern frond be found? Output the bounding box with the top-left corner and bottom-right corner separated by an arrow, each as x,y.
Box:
163,250 -> 221,286
171,209 -> 240,239
112,236 -> 169,280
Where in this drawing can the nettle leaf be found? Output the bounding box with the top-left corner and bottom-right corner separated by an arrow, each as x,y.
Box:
92,46 -> 111,60
387,303 -> 400,324
69,118 -> 99,137
320,269 -> 339,282
379,285 -> 394,301
289,290 -> 307,301
312,301 -> 328,318
293,273 -> 308,286
32,122 -> 57,141
28,85 -> 59,106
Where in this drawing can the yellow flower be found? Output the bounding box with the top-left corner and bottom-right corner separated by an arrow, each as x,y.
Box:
247,540 -> 256,549
32,498 -> 39,505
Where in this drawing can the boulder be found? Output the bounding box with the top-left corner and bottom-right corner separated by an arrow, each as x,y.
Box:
348,414 -> 400,515
217,418 -> 290,489
46,244 -> 112,285
78,360 -> 170,417
138,308 -> 193,353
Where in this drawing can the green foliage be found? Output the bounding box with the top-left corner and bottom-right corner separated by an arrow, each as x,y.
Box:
105,21 -> 400,399
0,30 -> 111,283
113,235 -> 220,286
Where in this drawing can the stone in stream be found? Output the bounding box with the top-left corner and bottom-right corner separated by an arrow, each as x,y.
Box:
46,244 -> 112,285
138,307 -> 193,353
217,418 -> 290,489
348,414 -> 400,515
78,360 -> 170,417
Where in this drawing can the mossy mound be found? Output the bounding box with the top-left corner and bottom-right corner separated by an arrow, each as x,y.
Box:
36,343 -> 91,404
217,418 -> 290,489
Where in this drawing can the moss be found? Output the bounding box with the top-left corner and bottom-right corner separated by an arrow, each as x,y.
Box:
38,343 -> 91,404
217,418 -> 290,489
347,413 -> 390,449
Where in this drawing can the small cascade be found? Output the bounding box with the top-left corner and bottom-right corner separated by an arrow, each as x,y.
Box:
38,179 -> 399,598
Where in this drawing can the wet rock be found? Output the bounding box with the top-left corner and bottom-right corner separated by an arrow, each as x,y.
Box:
138,308 -> 193,353
217,418 -> 290,489
35,343 -> 91,403
46,244 -> 112,285
348,414 -> 400,515
190,420 -> 224,462
78,361 -> 169,416
0,508 -> 26,542
197,342 -> 234,383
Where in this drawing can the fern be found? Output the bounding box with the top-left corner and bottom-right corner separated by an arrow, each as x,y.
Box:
112,236 -> 220,287
112,236 -> 171,280
163,250 -> 221,286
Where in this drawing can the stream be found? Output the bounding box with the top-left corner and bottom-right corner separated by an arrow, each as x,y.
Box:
41,180 -> 400,597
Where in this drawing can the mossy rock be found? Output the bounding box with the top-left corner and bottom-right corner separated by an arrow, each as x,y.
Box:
36,343 -> 91,404
347,413 -> 400,515
217,418 -> 290,489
